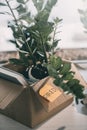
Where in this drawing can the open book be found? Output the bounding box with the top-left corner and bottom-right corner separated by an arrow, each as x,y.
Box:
0,66 -> 32,86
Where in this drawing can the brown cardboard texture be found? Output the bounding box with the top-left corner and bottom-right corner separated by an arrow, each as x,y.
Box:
33,77 -> 73,112
0,78 -> 24,109
0,63 -> 86,128
0,77 -> 73,128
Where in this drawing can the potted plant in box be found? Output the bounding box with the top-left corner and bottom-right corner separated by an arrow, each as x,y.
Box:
0,0 -> 85,104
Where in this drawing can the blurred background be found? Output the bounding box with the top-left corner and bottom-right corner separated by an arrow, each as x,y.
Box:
0,0 -> 87,51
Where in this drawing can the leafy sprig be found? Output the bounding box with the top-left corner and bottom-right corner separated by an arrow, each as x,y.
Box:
0,0 -> 62,67
0,0 -> 85,104
45,55 -> 85,104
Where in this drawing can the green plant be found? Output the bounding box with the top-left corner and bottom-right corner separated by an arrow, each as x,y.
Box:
0,0 -> 61,67
0,0 -> 85,103
45,55 -> 85,104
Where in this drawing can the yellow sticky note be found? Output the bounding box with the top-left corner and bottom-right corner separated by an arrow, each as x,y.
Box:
39,84 -> 62,102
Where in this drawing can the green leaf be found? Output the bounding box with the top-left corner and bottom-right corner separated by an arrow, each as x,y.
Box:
35,10 -> 49,22
16,4 -> 26,14
52,40 -> 59,48
18,12 -> 32,22
60,63 -> 71,74
0,12 -> 6,15
67,79 -> 80,87
25,0 -> 29,3
0,2 -> 7,6
0,11 -> 11,15
49,56 -> 62,70
36,51 -> 44,58
32,48 -> 37,55
47,64 -> 58,77
32,0 -> 44,11
53,77 -> 61,86
54,17 -> 63,24
45,0 -> 58,12
60,83 -> 69,92
16,0 -> 25,4
62,72 -> 74,80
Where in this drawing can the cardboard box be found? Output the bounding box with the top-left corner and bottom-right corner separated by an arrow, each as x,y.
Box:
0,63 -> 86,128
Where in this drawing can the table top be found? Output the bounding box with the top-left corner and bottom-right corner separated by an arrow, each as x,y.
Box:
0,68 -> 87,130
0,102 -> 87,130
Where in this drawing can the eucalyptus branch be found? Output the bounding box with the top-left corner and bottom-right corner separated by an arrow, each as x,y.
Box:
5,0 -> 36,65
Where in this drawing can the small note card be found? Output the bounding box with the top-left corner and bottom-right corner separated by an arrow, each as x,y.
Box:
39,83 -> 62,102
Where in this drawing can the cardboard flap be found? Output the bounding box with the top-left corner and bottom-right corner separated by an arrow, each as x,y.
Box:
0,66 -> 29,87
0,78 -> 24,109
32,77 -> 73,112
32,63 -> 87,112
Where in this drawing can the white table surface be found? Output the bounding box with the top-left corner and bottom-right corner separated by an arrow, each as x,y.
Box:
0,68 -> 87,130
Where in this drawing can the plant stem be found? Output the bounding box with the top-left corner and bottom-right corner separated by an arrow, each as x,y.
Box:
39,32 -> 48,63
52,24 -> 57,54
5,0 -> 36,66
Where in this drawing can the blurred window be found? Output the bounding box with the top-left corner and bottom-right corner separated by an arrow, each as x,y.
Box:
0,0 -> 87,51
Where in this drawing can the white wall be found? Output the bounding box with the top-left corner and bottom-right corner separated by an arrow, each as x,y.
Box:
55,0 -> 87,48
0,0 -> 87,51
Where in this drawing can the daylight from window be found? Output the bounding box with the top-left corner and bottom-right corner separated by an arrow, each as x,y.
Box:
0,0 -> 87,51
